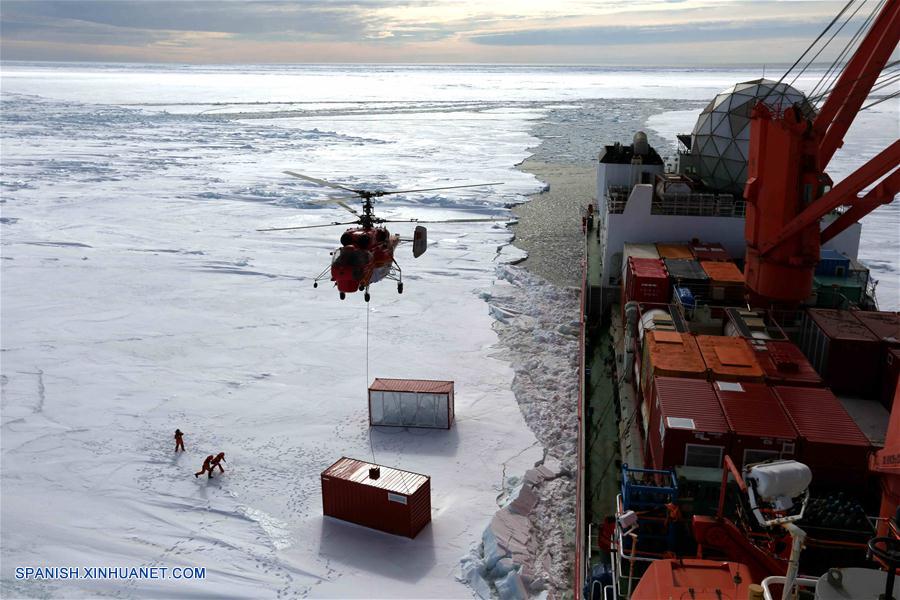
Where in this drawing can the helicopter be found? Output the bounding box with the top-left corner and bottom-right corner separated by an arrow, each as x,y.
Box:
258,171 -> 507,302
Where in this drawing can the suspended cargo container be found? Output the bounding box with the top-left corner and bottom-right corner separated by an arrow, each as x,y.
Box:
368,379 -> 454,429
656,243 -> 693,259
664,259 -> 709,300
625,257 -> 670,305
689,241 -> 729,262
851,311 -> 900,349
815,249 -> 851,277
700,260 -> 745,303
695,335 -> 764,383
640,331 -> 706,402
799,309 -> 881,398
321,457 -> 431,538
713,381 -> 798,469
773,386 -> 871,486
649,377 -> 730,470
748,339 -> 823,387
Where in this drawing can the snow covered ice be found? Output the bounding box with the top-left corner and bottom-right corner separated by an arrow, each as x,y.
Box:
2,64 -> 897,599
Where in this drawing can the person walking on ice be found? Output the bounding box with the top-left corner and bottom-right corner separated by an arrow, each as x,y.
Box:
211,452 -> 226,474
195,454 -> 215,479
174,429 -> 185,452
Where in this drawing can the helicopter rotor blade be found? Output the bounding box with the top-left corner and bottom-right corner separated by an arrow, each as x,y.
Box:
377,182 -> 504,196
379,217 -> 513,225
283,171 -> 362,194
335,201 -> 360,216
257,220 -> 358,232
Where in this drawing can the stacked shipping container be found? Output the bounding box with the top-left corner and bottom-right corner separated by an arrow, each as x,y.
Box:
799,309 -> 881,398
695,335 -> 764,382
773,386 -> 871,486
749,340 -> 823,387
649,377 -> 730,470
624,257 -> 670,305
713,381 -> 798,469
700,261 -> 744,303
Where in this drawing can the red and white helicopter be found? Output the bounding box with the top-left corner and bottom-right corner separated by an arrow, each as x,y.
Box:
258,171 -> 506,302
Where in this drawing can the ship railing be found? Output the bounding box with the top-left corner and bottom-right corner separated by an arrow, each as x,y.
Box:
651,192 -> 746,218
607,186 -> 630,214
759,575 -> 819,600
609,494 -> 660,600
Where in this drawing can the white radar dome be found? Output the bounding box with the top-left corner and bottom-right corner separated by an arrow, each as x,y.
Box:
691,78 -> 816,196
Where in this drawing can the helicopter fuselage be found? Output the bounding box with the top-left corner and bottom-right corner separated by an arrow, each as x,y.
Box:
330,226 -> 399,295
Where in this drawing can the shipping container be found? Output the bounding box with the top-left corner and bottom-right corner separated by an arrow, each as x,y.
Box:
664,259 -> 710,300
689,241 -> 730,262
851,311 -> 900,348
815,249 -> 851,277
749,339 -> 823,387
699,261 -> 745,303
813,275 -> 863,308
656,243 -> 693,259
713,381 -> 798,469
640,331 -> 707,402
799,309 -> 881,398
695,335 -> 765,382
773,386 -> 871,486
883,349 -> 900,410
724,308 -> 788,341
321,457 -> 431,538
368,379 -> 454,429
625,257 -> 670,305
649,377 -> 731,470
623,242 -> 661,262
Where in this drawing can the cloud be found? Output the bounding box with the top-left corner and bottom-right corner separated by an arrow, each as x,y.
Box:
0,0 -> 867,64
468,17 -> 830,46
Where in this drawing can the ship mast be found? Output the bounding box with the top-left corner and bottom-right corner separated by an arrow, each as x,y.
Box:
742,1 -> 900,303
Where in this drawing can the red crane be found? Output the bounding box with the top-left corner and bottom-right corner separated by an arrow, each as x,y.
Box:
742,1 -> 900,303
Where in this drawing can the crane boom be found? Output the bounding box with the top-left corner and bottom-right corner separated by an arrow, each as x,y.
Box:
742,0 -> 900,303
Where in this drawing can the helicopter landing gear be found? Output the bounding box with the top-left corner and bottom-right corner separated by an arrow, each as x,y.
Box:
398,282 -> 403,294
339,292 -> 346,300
313,282 -> 318,288
364,291 -> 371,302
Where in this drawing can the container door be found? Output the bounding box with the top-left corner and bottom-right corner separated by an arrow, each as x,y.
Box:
382,391 -> 403,426
370,391 -> 385,425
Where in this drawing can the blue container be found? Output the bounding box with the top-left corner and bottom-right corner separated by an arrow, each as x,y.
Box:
816,249 -> 851,277
675,286 -> 695,309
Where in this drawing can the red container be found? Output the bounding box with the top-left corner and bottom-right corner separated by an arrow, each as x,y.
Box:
625,257 -> 670,305
689,241 -> 730,262
321,457 -> 431,538
695,335 -> 765,383
713,381 -> 798,469
649,377 -> 730,470
748,339 -> 823,387
851,311 -> 900,348
884,349 -> 900,410
773,386 -> 871,485
800,309 -> 881,398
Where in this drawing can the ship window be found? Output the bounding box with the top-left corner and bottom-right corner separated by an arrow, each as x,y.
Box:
744,449 -> 779,465
685,444 -> 723,468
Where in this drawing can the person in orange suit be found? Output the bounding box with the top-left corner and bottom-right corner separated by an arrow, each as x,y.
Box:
195,454 -> 215,479
211,452 -> 226,474
174,429 -> 185,452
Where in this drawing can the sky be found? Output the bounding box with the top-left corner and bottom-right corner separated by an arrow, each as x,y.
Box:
0,0 -> 887,65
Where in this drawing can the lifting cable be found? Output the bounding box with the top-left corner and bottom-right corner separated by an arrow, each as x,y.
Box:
807,60 -> 900,104
366,301 -> 376,464
809,0 -> 886,105
789,0 -> 868,89
760,0 -> 856,106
